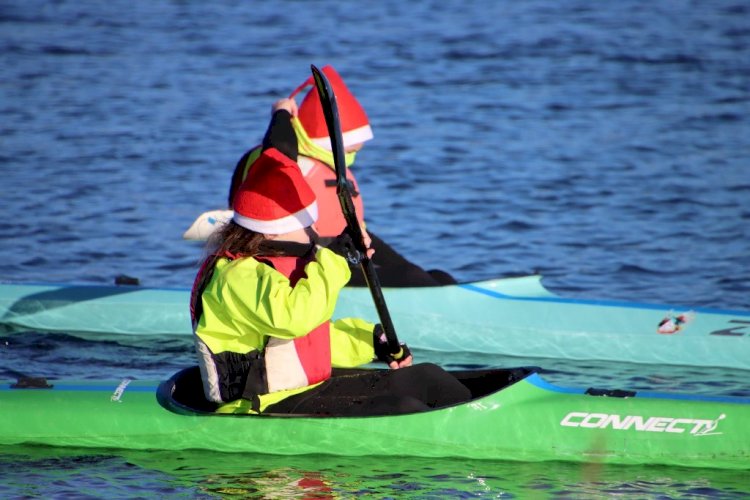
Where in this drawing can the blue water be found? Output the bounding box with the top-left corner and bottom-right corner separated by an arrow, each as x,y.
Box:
2,0 -> 749,497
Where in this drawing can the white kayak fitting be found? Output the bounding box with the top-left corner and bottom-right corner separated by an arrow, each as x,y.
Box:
182,209 -> 233,240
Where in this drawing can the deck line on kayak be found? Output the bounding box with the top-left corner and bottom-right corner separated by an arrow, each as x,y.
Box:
0,383 -> 157,392
459,284 -> 750,317
635,390 -> 750,404
0,281 -> 189,292
4,280 -> 748,317
527,374 -> 750,404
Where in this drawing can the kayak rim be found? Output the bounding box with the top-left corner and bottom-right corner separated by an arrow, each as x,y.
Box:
156,365 -> 541,418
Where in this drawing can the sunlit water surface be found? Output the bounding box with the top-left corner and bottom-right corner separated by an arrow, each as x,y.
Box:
2,0 -> 749,497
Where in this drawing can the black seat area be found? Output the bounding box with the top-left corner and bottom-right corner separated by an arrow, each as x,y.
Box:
157,365 -> 540,415
157,366 -> 219,414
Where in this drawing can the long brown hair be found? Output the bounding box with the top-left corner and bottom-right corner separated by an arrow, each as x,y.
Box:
190,221 -> 318,323
190,221 -> 266,322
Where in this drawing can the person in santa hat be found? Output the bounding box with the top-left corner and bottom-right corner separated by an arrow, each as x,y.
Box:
228,65 -> 456,288
190,99 -> 470,415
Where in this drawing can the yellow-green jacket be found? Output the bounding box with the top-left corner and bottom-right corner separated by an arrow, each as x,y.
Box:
193,247 -> 376,413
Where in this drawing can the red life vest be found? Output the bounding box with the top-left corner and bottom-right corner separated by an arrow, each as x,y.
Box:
257,252 -> 332,392
298,156 -> 365,238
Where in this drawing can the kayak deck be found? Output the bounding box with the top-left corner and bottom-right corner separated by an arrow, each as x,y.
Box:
2,365 -> 749,469
2,277 -> 749,369
159,365 -> 538,416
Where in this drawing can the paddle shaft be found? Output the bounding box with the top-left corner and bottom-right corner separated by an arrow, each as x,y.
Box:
310,65 -> 401,355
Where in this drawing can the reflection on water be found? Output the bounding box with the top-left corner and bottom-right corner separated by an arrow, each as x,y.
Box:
1,447 -> 748,499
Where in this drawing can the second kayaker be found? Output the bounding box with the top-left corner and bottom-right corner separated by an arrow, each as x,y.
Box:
228,65 -> 456,288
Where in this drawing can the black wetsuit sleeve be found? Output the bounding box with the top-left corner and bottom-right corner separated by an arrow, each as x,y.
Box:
228,110 -> 298,207
262,109 -> 298,162
228,150 -> 250,207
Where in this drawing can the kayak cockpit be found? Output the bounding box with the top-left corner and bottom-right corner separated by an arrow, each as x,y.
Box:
157,366 -> 219,415
157,365 -> 539,417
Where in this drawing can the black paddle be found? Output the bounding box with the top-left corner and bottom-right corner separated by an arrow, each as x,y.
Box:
310,64 -> 403,359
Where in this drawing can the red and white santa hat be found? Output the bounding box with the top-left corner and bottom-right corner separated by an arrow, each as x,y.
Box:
290,65 -> 374,150
232,148 -> 318,234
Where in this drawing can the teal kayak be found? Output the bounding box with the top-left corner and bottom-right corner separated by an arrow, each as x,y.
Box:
1,366 -> 748,469
1,276 -> 749,369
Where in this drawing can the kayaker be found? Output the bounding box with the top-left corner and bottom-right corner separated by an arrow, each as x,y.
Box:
228,65 -> 456,288
190,98 -> 471,416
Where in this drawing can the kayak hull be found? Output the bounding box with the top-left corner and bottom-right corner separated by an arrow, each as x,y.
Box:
1,367 -> 748,469
2,276 -> 749,368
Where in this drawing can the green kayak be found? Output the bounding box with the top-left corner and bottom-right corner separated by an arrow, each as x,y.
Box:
2,366 -> 748,469
2,276 -> 749,369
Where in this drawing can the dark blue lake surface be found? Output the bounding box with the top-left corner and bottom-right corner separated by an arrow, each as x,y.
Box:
2,0 -> 749,497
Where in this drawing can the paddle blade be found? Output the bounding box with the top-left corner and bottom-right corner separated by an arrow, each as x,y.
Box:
310,66 -> 350,199
310,64 -> 401,354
